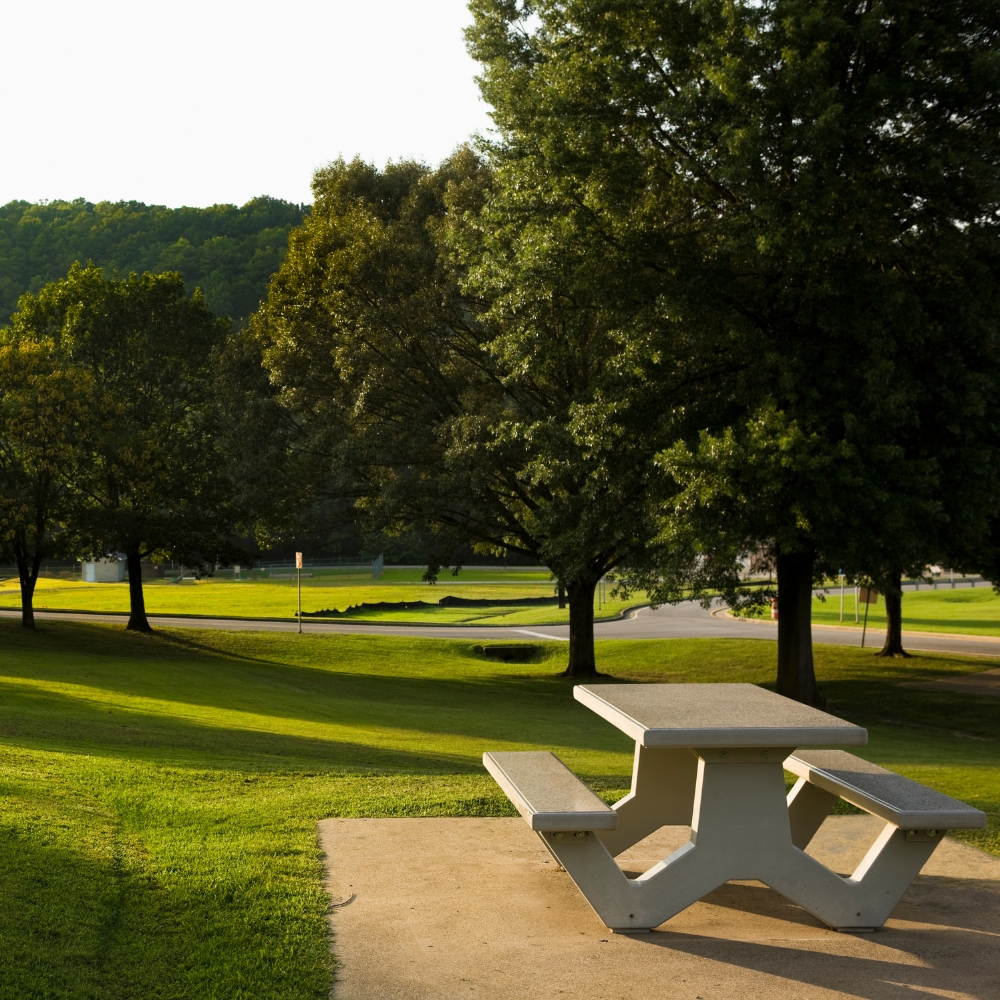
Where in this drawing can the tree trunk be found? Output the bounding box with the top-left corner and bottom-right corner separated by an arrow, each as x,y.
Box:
558,583 -> 566,609
775,550 -> 824,706
876,570 -> 909,657
563,575 -> 598,678
125,545 -> 152,632
16,550 -> 41,630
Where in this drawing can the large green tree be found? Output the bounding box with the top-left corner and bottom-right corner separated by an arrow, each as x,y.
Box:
244,151 -> 719,676
468,0 -> 1000,700
0,337 -> 92,628
11,264 -> 237,631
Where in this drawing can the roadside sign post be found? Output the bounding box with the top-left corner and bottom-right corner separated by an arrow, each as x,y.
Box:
839,571 -> 844,622
859,586 -> 878,648
296,552 -> 303,633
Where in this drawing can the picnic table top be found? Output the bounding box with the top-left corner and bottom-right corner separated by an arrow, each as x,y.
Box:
574,683 -> 867,748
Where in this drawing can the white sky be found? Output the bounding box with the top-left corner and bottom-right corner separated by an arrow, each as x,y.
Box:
0,0 -> 493,208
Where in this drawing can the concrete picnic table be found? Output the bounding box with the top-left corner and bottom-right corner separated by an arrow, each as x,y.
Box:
485,683 -> 985,933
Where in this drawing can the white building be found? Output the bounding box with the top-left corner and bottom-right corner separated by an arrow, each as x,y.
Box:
83,557 -> 125,583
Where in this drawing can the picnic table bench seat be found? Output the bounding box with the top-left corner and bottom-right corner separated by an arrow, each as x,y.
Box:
483,751 -> 619,832
786,750 -> 986,833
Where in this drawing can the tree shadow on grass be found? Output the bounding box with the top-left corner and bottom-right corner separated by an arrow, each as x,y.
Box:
0,814 -> 335,1000
3,617 -> 573,687
152,626 -> 571,689
0,626 -> 629,757
5,621 -> 997,768
821,678 -> 1000,743
0,683 -> 492,774
0,828 -> 188,999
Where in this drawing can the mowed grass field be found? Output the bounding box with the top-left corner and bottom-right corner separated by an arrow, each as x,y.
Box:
0,567 -> 637,625
0,621 -> 997,998
738,586 -> 1000,637
11,569 -> 1000,635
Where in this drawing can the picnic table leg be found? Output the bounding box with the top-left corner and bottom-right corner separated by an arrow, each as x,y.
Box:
597,745 -> 698,857
787,776 -> 840,849
545,748 -> 795,931
535,751 -> 943,933
683,752 -> 935,929
540,829 -> 721,932
768,823 -> 943,930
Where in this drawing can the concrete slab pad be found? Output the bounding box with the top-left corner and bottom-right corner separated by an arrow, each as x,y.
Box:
320,816 -> 1000,999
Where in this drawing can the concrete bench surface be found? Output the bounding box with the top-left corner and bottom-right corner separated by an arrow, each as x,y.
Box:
574,683 -> 867,747
787,750 -> 987,830
483,751 -> 618,832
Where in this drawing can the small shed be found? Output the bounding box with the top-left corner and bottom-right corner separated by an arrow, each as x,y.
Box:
83,558 -> 125,583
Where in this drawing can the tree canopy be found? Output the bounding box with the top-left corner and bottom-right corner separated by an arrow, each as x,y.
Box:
242,150 -> 722,676
0,196 -> 306,324
0,336 -> 93,627
10,264 -> 237,631
467,0 -> 1000,700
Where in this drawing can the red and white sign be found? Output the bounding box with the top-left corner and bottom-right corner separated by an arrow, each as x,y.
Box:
295,552 -> 303,569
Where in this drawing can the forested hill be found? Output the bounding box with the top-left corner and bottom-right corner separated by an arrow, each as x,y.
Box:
0,196 -> 307,323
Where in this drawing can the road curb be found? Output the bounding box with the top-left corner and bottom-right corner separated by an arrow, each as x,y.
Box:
0,602 -> 651,629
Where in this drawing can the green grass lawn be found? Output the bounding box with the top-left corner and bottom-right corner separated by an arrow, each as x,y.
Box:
740,586 -> 1000,637
0,621 -> 996,998
1,568 -> 637,625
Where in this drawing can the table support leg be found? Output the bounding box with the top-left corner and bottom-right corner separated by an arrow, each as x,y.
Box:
787,776 -> 839,849
539,830 -> 718,933
539,752 -> 943,933
544,751 -> 794,931
597,746 -> 698,857
768,823 -> 942,930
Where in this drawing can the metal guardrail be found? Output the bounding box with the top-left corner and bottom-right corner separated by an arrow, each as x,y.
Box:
903,574 -> 989,590
254,557 -> 382,569
226,555 -> 386,580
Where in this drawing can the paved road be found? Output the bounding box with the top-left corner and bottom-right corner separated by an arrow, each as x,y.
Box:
5,600 -> 1000,658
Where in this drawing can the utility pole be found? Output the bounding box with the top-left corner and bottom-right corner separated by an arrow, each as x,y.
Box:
296,551 -> 303,633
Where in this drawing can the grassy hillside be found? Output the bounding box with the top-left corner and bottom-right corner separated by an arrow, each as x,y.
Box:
0,622 -> 995,997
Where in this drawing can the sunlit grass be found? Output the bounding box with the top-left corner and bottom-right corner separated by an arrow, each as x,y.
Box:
0,571 -> 637,624
737,586 -> 1000,637
0,621 -> 995,998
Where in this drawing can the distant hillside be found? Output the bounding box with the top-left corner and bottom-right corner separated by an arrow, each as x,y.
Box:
0,197 -> 307,323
